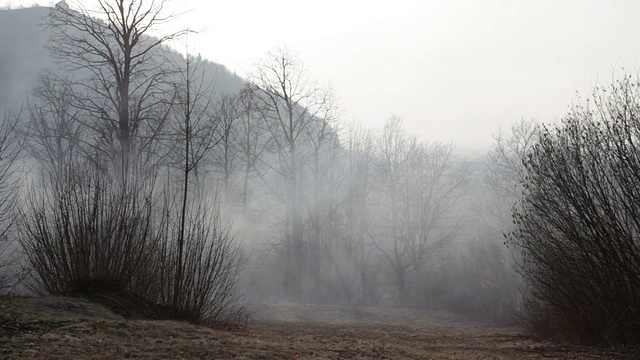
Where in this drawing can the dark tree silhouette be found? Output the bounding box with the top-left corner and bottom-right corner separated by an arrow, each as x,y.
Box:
46,0 -> 183,174
0,110 -> 23,294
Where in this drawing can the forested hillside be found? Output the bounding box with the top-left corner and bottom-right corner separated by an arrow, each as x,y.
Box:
0,7 -> 49,114
0,6 -> 243,116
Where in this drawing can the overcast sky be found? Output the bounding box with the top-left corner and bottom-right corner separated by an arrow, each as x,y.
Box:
4,0 -> 640,151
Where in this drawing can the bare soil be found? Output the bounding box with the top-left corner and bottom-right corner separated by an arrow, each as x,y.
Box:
0,297 -> 633,359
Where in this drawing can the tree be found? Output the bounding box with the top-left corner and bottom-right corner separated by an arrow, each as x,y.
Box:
303,88 -> 338,299
369,117 -> 464,304
211,93 -> 240,199
333,123 -> 380,305
152,47 -> 248,327
402,141 -> 464,277
456,118 -> 538,321
0,110 -> 23,293
235,84 -> 269,215
485,118 -> 538,199
168,48 -> 219,310
26,73 -> 85,182
250,47 -> 334,301
370,117 -> 416,301
46,0 -> 183,174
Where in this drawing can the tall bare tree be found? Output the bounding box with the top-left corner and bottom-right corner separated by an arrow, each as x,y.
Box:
211,94 -> 240,199
0,110 -> 23,293
340,124 -> 378,305
169,49 -> 218,309
251,47 -> 334,300
235,84 -> 269,215
370,117 -> 416,300
315,122 -> 380,305
46,0 -> 183,174
302,88 -> 338,296
369,117 -> 464,304
402,141 -> 465,277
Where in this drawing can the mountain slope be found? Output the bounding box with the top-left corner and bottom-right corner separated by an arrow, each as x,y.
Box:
0,7 -> 49,114
0,6 -> 244,115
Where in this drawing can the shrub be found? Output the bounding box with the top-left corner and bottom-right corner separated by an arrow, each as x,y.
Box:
156,194 -> 248,328
19,163 -> 164,297
509,75 -> 640,345
18,162 -> 247,328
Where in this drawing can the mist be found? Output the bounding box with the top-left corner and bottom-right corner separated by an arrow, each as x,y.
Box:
0,0 -> 525,321
1,1 -> 640,357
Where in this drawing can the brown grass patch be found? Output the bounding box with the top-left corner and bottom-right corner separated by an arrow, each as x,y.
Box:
1,297 -> 636,359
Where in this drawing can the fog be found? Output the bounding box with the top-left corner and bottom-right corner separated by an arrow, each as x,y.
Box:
5,0 -> 640,150
1,0 -> 640,337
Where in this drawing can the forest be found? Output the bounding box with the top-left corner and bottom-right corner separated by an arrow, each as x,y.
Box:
0,0 -> 639,350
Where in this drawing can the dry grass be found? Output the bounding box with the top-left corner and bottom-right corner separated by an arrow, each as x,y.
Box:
0,297 -> 635,359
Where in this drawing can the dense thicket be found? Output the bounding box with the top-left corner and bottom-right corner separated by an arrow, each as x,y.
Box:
510,75 -> 640,345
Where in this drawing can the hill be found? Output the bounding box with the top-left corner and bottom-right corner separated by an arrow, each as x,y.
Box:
0,7 -> 49,115
0,6 -> 245,116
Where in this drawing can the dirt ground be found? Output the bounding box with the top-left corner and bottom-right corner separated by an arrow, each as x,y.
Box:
0,297 -> 634,359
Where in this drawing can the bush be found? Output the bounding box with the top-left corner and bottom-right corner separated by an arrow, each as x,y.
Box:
18,162 -> 247,328
509,75 -> 640,345
156,195 -> 248,328
19,164 -> 163,298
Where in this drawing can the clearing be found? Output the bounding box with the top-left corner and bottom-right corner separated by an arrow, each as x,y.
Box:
0,297 -> 632,359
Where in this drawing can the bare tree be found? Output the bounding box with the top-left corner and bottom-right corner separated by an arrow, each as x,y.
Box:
369,117 -> 464,304
211,94 -> 240,199
235,84 -> 269,215
462,118 -> 538,320
46,0 -> 183,174
332,123 -> 380,306
26,73 -> 85,182
303,89 -> 338,298
169,48 -> 219,310
485,118 -> 538,199
250,47 -> 334,300
402,142 -> 465,277
369,117 -> 415,301
0,110 -> 23,294
153,47 -> 247,328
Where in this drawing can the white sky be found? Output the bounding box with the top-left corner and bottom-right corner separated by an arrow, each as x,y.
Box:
5,0 -> 640,151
